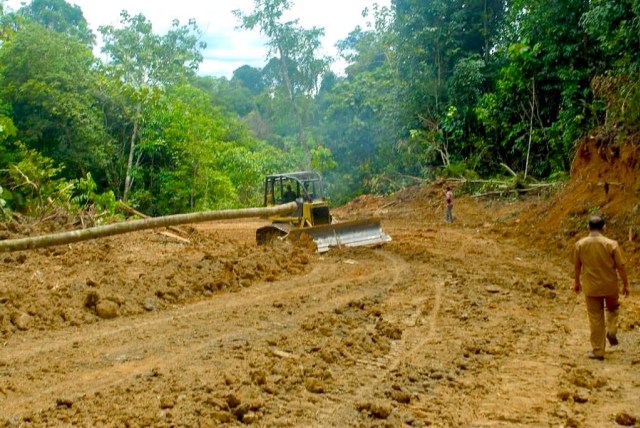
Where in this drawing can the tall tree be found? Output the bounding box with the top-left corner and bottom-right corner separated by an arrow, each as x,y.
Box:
315,5 -> 406,198
393,0 -> 461,123
99,11 -> 204,202
234,0 -> 330,167
481,0 -> 597,175
391,0 -> 506,176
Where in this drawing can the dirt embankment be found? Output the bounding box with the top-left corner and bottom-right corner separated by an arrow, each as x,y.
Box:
0,134 -> 638,427
486,133 -> 640,276
0,222 -> 315,336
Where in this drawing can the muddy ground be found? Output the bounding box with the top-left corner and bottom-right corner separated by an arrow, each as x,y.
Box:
1,139 -> 640,427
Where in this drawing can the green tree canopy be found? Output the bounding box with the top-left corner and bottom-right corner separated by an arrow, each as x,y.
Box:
0,22 -> 113,179
19,0 -> 95,46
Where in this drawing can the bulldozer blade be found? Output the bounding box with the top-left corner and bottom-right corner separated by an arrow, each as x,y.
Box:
288,218 -> 391,252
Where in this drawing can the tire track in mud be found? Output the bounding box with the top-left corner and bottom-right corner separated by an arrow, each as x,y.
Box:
354,277 -> 443,373
356,250 -> 424,372
317,226 -> 575,427
0,249 -> 408,419
314,249 -> 443,425
456,244 -> 573,427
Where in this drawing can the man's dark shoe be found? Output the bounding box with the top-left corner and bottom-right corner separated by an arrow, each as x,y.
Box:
588,351 -> 604,361
606,333 -> 619,346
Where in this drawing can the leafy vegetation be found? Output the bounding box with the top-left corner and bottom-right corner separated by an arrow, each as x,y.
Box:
0,0 -> 638,219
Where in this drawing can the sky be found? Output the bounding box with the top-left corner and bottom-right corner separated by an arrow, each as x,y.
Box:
5,0 -> 390,78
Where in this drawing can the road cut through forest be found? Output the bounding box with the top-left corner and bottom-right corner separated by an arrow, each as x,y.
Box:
0,169 -> 639,427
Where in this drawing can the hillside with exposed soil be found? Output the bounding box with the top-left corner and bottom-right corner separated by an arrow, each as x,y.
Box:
0,136 -> 639,427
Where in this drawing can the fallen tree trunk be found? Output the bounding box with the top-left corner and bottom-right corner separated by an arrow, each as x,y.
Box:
0,202 -> 297,253
470,184 -> 556,198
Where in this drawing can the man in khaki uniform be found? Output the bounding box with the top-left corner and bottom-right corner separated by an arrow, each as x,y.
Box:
571,216 -> 629,360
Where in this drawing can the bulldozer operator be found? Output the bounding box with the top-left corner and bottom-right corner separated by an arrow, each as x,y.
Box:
283,184 -> 297,203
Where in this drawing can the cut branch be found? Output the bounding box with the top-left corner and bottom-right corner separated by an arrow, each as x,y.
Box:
471,184 -> 556,198
11,166 -> 39,193
500,163 -> 518,178
117,202 -> 188,237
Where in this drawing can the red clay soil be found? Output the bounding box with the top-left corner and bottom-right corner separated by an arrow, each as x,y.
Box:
0,136 -> 638,427
514,133 -> 640,272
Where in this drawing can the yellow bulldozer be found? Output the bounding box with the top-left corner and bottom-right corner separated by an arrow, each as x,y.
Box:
256,171 -> 391,252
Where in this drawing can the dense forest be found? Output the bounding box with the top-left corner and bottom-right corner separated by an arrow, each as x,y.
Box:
0,0 -> 638,219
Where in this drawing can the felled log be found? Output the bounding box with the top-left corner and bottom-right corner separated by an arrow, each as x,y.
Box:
0,202 -> 297,252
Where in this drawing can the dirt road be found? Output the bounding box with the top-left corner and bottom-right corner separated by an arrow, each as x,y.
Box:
0,187 -> 639,427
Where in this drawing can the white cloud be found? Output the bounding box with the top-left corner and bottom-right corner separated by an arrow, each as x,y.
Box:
5,0 -> 389,78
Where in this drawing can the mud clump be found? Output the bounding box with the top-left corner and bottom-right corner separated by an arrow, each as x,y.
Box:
356,400 -> 393,419
615,412 -> 637,426
96,301 -> 119,319
304,378 -> 326,394
12,312 -> 32,331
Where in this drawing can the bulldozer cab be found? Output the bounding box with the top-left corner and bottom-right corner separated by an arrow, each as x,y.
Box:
262,171 -> 332,228
263,171 -> 324,207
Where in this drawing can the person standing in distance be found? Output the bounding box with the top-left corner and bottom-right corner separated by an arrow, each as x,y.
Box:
445,186 -> 454,223
571,215 -> 630,360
